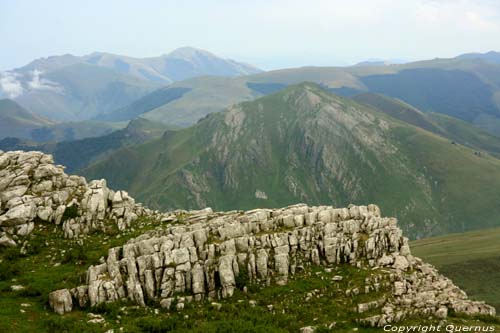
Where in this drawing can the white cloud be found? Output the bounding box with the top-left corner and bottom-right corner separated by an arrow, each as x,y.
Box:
0,72 -> 24,98
27,70 -> 63,93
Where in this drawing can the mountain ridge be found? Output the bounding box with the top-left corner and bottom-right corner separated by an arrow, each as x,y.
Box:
82,83 -> 500,238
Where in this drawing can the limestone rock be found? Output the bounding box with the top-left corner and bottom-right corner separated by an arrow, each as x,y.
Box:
49,289 -> 73,315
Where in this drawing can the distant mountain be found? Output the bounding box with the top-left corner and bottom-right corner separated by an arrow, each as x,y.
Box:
7,63 -> 161,121
149,47 -> 262,81
456,51 -> 500,65
0,99 -> 53,140
29,120 -> 126,142
117,56 -> 500,136
0,47 -> 262,121
13,47 -> 262,85
83,83 -> 500,238
0,118 -> 171,172
353,58 -> 407,66
351,92 -> 500,157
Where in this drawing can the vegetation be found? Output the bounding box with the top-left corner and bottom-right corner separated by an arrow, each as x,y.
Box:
0,98 -> 53,140
0,118 -> 172,172
83,83 -> 500,238
1,218 -> 498,332
412,227 -> 500,311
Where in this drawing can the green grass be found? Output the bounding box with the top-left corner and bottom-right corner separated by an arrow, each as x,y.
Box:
1,217 -> 498,332
412,227 -> 500,311
0,217 -> 164,332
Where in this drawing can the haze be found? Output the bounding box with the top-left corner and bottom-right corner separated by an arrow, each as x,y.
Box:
1,0 -> 500,70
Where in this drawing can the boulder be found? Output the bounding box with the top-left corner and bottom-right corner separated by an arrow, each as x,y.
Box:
49,289 -> 73,315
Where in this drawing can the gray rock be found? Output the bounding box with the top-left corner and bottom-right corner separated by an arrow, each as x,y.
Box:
0,235 -> 17,247
49,289 -> 73,315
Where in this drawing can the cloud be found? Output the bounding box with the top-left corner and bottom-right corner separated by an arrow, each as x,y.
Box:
27,70 -> 63,93
0,72 -> 24,98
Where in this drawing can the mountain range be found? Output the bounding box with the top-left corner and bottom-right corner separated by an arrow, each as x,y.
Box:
82,83 -> 500,238
0,117 -> 171,172
0,47 -> 262,122
103,51 -> 500,137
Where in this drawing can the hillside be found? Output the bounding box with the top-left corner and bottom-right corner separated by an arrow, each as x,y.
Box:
116,56 -> 500,137
13,63 -> 161,121
0,118 -> 171,172
83,83 -> 500,238
412,227 -> 500,311
0,99 -> 53,140
29,120 -> 126,142
0,150 -> 497,331
352,92 -> 500,157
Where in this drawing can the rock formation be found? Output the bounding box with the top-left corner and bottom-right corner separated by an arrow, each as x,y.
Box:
0,150 -> 160,246
0,151 -> 495,325
61,203 -> 495,324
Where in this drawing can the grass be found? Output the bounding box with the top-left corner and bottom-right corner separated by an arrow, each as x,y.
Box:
0,217 -> 163,332
412,227 -> 500,311
0,216 -> 499,332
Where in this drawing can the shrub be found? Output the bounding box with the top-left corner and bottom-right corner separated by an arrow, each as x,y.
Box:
62,205 -> 79,222
235,266 -> 250,290
0,261 -> 20,281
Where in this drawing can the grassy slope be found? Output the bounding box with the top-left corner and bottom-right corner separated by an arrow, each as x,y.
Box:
352,92 -> 500,158
83,84 -> 500,238
0,118 -> 171,172
412,228 -> 500,311
1,218 -> 498,332
0,99 -> 54,140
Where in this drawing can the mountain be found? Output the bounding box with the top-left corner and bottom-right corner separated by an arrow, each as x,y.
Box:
83,83 -> 500,238
146,47 -> 262,81
97,86 -> 192,122
29,120 -> 126,142
0,98 -> 53,139
10,63 -> 161,121
351,92 -> 500,157
0,118 -> 171,172
0,47 -> 261,122
112,56 -> 500,137
11,47 -> 262,86
353,58 -> 407,66
456,51 -> 500,65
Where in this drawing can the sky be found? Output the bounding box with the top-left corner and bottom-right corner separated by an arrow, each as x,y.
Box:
1,0 -> 500,71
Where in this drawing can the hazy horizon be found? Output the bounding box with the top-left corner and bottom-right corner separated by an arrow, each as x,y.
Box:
2,0 -> 500,71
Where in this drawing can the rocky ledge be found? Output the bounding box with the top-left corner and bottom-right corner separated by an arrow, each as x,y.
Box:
0,150 -> 161,246
52,204 -> 495,326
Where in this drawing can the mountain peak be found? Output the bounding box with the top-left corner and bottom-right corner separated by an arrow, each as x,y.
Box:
166,46 -> 215,59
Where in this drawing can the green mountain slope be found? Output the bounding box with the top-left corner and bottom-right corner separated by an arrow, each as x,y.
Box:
83,83 -> 500,238
412,227 -> 500,311
352,92 -> 500,157
29,120 -> 126,142
0,99 -> 53,140
0,118 -> 171,172
118,57 -> 500,137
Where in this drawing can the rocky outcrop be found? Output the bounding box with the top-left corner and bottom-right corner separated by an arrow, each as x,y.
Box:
49,289 -> 73,315
58,203 -> 495,323
0,150 -> 160,244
